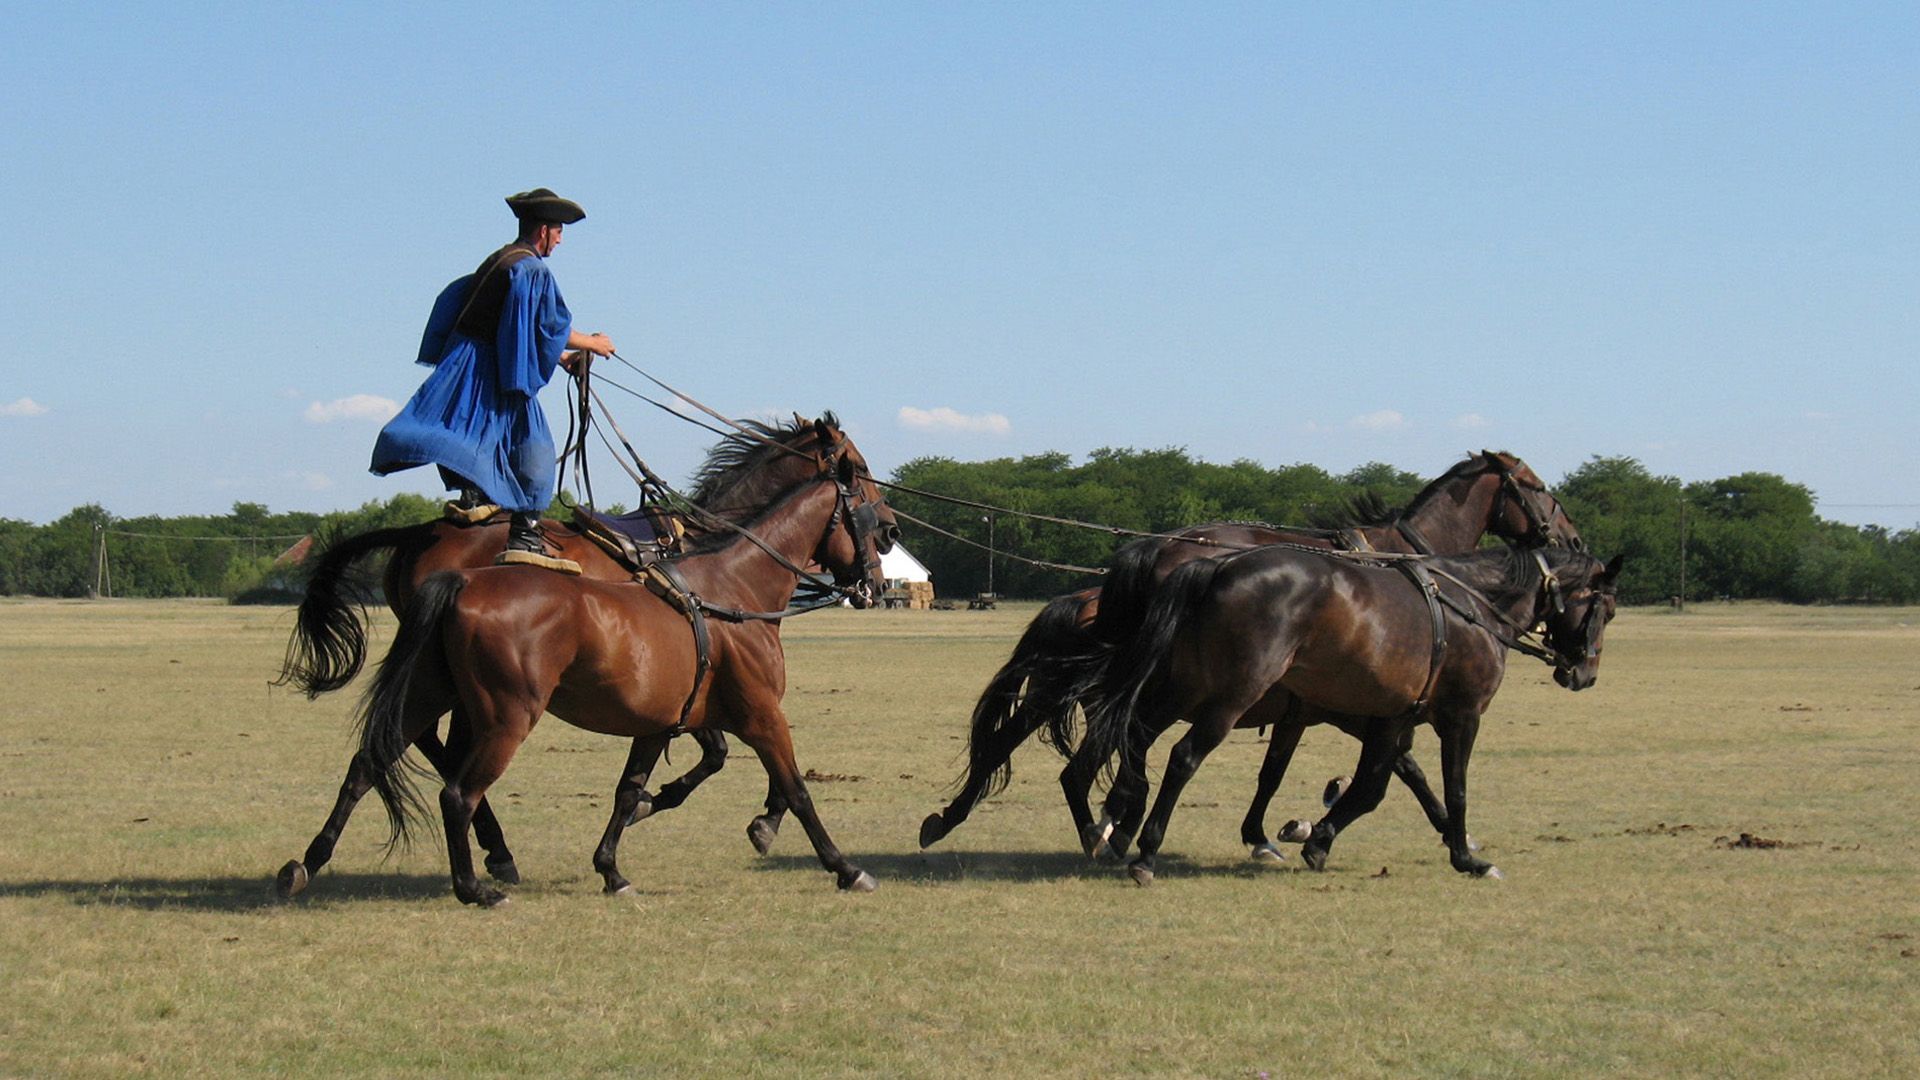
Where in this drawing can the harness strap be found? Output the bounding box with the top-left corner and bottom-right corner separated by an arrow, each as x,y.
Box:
1395,519 -> 1436,555
641,561 -> 711,736
1393,560 -> 1449,714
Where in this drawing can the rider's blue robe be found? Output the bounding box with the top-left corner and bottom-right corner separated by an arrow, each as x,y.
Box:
370,251 -> 571,512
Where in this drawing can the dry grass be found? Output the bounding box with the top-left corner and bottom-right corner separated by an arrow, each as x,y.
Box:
1,597 -> 1915,1077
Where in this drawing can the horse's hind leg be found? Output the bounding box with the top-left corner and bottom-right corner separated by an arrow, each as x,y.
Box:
1126,705 -> 1238,886
1240,699 -> 1305,861
434,715 -> 519,883
438,720 -> 531,907
922,699 -> 1049,848
594,734 -> 672,895
276,708 -> 509,898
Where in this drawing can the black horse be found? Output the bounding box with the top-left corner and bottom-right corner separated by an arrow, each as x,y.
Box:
1082,544 -> 1622,884
920,451 -> 1583,856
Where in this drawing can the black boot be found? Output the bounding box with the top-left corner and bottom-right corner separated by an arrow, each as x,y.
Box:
495,512 -> 582,575
444,488 -> 502,524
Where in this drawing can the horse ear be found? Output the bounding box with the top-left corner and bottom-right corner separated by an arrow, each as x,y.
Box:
813,418 -> 831,443
1603,554 -> 1626,582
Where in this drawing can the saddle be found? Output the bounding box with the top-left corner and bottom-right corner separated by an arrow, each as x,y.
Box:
571,503 -> 689,572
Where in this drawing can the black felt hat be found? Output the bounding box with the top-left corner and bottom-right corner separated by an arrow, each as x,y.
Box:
504,188 -> 586,224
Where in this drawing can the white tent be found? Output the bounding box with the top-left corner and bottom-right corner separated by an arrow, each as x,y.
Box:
879,542 -> 931,584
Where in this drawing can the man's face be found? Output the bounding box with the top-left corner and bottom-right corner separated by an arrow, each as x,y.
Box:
533,222 -> 564,256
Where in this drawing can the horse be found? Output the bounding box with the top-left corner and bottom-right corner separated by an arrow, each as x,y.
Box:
274,417 -> 897,904
275,417 -> 848,890
918,451 -> 1583,855
1082,544 -> 1622,884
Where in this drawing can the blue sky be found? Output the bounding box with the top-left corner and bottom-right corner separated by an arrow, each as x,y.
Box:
2,3 -> 1915,529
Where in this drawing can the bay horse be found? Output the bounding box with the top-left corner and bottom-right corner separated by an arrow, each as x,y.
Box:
918,451 -> 1582,855
1082,544 -> 1622,884
276,418 -> 848,889
275,417 -> 896,904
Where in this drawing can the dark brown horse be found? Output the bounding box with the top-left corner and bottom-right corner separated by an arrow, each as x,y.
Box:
275,418 -> 844,889
275,417 -> 896,904
919,451 -> 1582,855
1083,544 -> 1622,884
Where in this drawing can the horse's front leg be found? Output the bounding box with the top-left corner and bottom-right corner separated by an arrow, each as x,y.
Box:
747,779 -> 788,856
1389,748 -> 1478,852
1301,718 -> 1410,872
631,727 -> 724,824
1435,709 -> 1499,877
593,734 -> 671,895
733,705 -> 873,892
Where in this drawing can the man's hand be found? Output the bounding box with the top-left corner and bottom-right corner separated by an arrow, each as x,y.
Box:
560,350 -> 592,375
580,332 -> 615,356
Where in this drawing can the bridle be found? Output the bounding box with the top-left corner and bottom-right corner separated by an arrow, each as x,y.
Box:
816,435 -> 892,609
1488,456 -> 1581,551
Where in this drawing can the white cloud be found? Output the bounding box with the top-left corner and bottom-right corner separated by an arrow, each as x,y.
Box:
305,394 -> 399,424
1451,412 -> 1491,430
897,405 -> 1011,435
295,471 -> 335,491
1,397 -> 49,418
1349,409 -> 1405,432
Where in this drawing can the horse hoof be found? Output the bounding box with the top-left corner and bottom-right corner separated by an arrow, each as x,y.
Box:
839,870 -> 878,893
1481,865 -> 1504,880
605,880 -> 633,896
1278,819 -> 1313,844
1128,862 -> 1154,887
747,817 -> 779,856
1249,842 -> 1287,863
484,858 -> 520,885
918,813 -> 947,850
1302,848 -> 1329,873
274,860 -> 309,900
1322,775 -> 1351,808
1084,817 -> 1120,862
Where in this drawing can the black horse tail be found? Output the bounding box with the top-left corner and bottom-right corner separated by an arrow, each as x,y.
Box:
1084,556 -> 1226,774
955,592 -> 1100,800
1091,536 -> 1172,643
354,570 -> 467,852
275,524 -> 424,698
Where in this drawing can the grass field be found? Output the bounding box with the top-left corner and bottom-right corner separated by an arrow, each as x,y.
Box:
1,597 -> 1915,1077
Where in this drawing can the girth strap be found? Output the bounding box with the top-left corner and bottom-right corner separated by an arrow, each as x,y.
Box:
1393,559 -> 1448,715
641,561 -> 711,736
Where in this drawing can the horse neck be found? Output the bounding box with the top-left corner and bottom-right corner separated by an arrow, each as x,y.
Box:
1395,468 -> 1502,553
679,475 -> 837,608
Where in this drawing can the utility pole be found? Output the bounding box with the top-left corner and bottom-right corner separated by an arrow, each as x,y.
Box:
1677,497 -> 1687,611
981,513 -> 995,597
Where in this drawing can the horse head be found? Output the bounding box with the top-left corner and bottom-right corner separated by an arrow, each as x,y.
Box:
1481,451 -> 1585,551
1538,551 -> 1624,691
805,417 -> 897,609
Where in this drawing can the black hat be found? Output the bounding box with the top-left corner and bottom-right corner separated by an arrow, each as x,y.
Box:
505,188 -> 586,224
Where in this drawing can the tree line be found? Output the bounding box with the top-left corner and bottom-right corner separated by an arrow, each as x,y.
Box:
2,451 -> 1915,605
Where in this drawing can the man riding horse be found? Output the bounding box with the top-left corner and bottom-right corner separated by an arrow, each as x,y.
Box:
370,187 -> 617,575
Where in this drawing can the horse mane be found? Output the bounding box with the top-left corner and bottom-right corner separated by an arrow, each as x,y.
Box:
684,412 -> 839,510
1431,545 -> 1534,603
1305,491 -> 1398,530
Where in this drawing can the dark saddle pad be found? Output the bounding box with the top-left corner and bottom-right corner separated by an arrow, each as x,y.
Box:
572,504 -> 688,572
